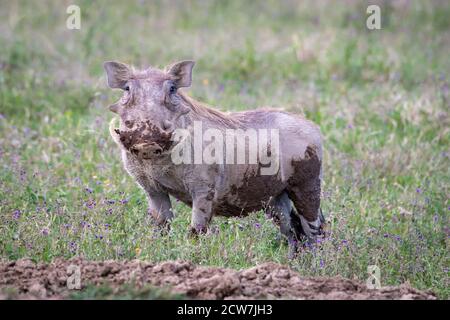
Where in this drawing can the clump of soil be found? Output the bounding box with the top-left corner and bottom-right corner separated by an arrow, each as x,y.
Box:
0,258 -> 435,300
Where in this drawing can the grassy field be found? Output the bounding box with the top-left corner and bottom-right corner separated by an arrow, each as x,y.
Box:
0,0 -> 448,298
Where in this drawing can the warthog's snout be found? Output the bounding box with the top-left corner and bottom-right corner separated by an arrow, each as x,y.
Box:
112,119 -> 174,159
130,142 -> 163,159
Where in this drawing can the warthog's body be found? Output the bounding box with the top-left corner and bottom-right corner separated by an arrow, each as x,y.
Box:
105,60 -> 324,255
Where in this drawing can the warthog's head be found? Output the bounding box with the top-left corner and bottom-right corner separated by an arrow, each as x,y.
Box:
104,60 -> 195,157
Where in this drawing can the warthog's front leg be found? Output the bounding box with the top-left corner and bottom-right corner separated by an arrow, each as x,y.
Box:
124,154 -> 173,227
146,190 -> 174,228
190,194 -> 213,234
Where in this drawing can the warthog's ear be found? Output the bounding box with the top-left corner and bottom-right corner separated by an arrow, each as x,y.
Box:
103,61 -> 131,90
166,60 -> 195,88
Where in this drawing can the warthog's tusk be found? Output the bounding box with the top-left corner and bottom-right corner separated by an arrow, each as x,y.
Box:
163,120 -> 175,134
109,117 -> 122,146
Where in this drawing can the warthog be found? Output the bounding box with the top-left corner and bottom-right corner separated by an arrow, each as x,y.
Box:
104,60 -> 325,255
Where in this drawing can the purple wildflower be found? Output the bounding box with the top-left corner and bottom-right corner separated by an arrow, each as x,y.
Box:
85,187 -> 93,194
80,221 -> 91,228
12,209 -> 21,220
254,223 -> 261,229
41,228 -> 49,236
84,199 -> 96,209
69,242 -> 77,253
416,188 -> 422,194
305,242 -> 313,250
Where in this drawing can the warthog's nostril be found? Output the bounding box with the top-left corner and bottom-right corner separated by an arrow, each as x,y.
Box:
124,120 -> 134,128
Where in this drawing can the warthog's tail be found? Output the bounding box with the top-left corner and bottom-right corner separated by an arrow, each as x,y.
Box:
109,117 -> 122,146
319,207 -> 325,224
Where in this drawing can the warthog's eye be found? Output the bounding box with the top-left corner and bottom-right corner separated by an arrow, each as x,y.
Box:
169,84 -> 176,94
124,85 -> 130,91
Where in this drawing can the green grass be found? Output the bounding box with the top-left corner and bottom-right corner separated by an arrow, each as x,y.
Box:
0,0 -> 449,298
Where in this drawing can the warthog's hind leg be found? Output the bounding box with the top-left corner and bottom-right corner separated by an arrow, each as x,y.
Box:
266,192 -> 298,259
287,176 -> 325,244
286,145 -> 325,244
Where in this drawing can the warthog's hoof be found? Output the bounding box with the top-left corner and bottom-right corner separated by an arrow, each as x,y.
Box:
189,224 -> 208,237
147,209 -> 173,234
287,238 -> 299,260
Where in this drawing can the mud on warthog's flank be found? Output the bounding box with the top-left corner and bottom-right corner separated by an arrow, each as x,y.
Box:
104,60 -> 325,257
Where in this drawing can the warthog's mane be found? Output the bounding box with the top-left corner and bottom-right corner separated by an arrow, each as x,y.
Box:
178,91 -> 243,129
126,66 -> 288,130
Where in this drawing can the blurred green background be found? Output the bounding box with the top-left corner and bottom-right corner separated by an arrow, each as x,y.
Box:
0,0 -> 448,298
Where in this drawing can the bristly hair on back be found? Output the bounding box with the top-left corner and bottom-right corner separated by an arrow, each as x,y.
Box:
178,91 -> 243,129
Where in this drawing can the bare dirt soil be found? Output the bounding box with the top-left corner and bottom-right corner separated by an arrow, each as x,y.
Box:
0,258 -> 436,300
